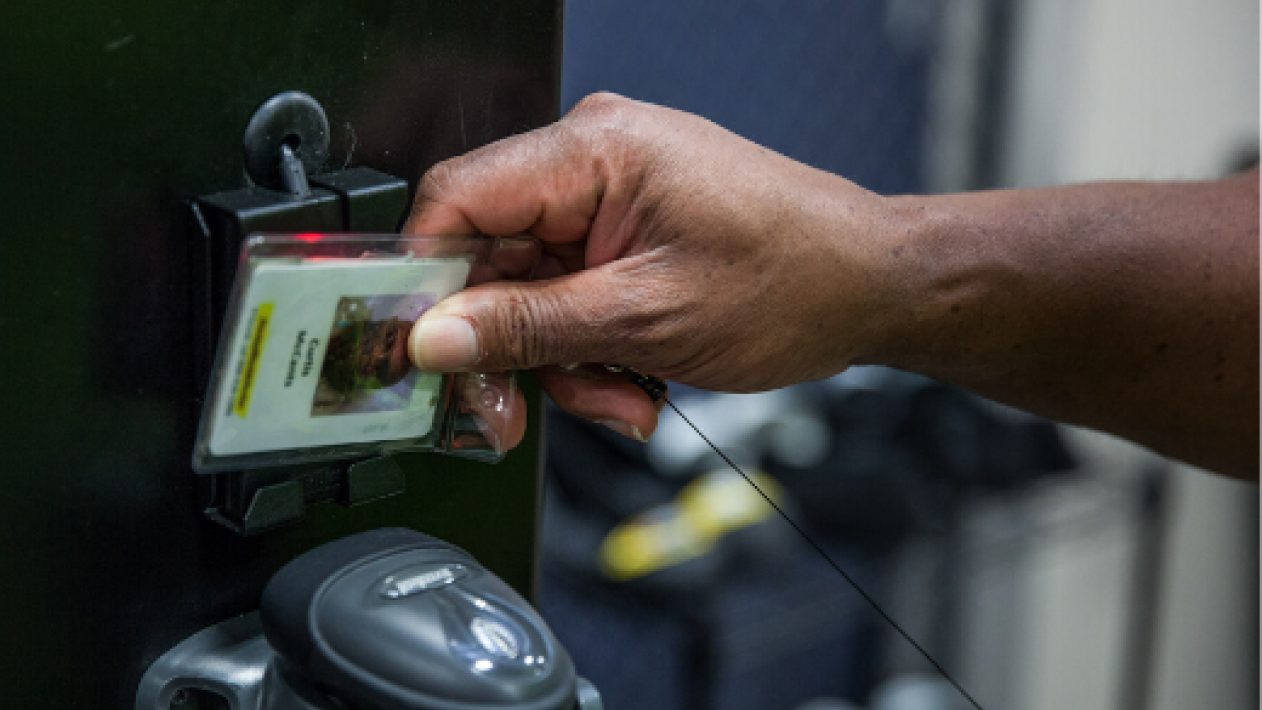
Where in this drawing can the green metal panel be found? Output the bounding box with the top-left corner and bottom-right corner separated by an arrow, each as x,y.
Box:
0,0 -> 561,706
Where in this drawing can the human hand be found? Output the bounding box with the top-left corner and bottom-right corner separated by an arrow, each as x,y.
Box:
405,94 -> 902,446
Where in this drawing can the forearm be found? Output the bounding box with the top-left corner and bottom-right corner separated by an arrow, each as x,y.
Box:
862,169 -> 1259,478
404,94 -> 1257,460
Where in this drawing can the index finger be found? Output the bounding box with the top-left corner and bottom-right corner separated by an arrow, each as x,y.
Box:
402,121 -> 604,245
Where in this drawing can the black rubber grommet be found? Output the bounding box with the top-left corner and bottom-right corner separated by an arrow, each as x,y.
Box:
241,91 -> 330,190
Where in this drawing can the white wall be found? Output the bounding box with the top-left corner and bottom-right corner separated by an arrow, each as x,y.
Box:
1002,0 -> 1258,188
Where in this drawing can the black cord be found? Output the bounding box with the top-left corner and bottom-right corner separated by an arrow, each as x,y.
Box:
663,397 -> 988,710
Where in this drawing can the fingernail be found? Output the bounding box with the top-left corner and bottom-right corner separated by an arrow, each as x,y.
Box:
598,420 -> 646,442
411,316 -> 479,371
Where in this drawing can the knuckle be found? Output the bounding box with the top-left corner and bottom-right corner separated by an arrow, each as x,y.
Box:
567,93 -> 641,138
562,94 -> 652,175
570,91 -> 628,117
417,159 -> 458,201
486,291 -> 558,370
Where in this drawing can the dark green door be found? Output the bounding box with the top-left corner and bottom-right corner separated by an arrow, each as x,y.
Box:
0,1 -> 560,706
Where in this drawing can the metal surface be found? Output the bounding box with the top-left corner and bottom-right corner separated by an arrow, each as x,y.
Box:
138,614 -> 603,710
576,679 -> 605,710
0,0 -> 561,706
135,613 -> 283,710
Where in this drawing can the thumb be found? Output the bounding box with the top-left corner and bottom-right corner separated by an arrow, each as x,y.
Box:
409,268 -> 636,373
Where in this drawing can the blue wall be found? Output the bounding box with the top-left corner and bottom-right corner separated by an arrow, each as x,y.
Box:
561,0 -> 935,195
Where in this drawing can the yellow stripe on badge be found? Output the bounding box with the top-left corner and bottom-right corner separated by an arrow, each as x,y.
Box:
233,302 -> 274,417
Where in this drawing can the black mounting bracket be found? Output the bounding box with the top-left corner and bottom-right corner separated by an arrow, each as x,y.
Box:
190,92 -> 414,535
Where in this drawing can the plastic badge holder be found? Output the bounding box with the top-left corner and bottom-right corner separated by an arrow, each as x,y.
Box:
192,234 -> 539,474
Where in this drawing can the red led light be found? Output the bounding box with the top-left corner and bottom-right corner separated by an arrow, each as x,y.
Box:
294,233 -> 324,242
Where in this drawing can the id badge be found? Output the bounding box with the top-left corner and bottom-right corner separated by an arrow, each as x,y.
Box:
192,234 -> 536,473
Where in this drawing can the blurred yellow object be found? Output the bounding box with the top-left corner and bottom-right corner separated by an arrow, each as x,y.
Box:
597,469 -> 783,581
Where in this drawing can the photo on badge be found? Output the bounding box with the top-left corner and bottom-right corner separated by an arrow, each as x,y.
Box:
312,294 -> 436,417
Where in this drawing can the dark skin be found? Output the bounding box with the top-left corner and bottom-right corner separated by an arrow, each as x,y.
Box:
877,176 -> 1258,478
405,93 -> 1259,480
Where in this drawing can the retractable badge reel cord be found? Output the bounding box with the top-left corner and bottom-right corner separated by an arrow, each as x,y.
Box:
609,365 -> 988,710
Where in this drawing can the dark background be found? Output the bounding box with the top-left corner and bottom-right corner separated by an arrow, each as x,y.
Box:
0,1 -> 561,706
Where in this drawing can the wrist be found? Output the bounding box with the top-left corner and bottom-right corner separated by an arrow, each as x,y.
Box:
847,192 -> 960,369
